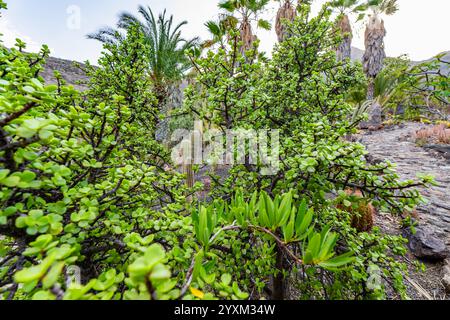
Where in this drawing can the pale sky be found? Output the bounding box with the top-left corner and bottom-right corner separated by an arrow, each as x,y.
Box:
0,0 -> 449,63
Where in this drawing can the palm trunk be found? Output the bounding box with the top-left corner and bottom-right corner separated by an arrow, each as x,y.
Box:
361,13 -> 387,130
240,19 -> 254,53
154,82 -> 168,110
335,14 -> 353,61
154,83 -> 170,143
275,1 -> 297,43
360,76 -> 382,130
182,132 -> 196,202
367,77 -> 375,100
363,14 -> 386,79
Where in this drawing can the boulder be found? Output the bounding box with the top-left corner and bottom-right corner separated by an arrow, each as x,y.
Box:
443,274 -> 450,293
424,145 -> 450,160
442,260 -> 450,293
403,226 -> 448,261
359,102 -> 383,131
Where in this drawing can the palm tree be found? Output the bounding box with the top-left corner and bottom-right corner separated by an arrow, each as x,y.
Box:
275,0 -> 297,42
363,0 -> 398,99
360,0 -> 398,128
203,15 -> 238,49
88,6 -> 198,106
0,0 -> 6,17
218,0 -> 271,53
329,0 -> 367,61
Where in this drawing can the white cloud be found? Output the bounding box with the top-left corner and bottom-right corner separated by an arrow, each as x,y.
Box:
0,18 -> 45,53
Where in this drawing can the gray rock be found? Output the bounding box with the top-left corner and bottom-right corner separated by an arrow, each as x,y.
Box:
424,145 -> 450,160
359,102 -> 383,130
395,104 -> 406,117
42,56 -> 90,91
403,226 -> 448,261
443,274 -> 450,293
443,260 -> 450,293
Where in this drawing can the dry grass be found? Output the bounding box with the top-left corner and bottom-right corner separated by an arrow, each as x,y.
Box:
336,189 -> 375,233
414,124 -> 450,145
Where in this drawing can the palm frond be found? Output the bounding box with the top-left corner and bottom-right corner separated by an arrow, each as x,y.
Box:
247,0 -> 270,12
366,0 -> 398,15
88,5 -> 197,85
218,0 -> 237,12
205,21 -> 222,37
257,19 -> 272,30
86,27 -> 123,45
380,0 -> 398,15
117,12 -> 141,30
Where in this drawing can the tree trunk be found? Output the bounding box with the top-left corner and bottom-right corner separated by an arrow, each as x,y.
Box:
272,245 -> 285,300
275,1 -> 297,43
361,13 -> 386,130
367,77 -> 375,100
360,79 -> 382,130
154,83 -> 169,143
335,14 -> 353,61
240,20 -> 254,53
363,14 -> 386,78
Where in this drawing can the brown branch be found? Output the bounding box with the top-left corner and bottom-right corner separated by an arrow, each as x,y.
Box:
0,102 -> 36,126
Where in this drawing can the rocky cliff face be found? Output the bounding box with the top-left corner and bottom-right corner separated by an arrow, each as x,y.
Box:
42,55 -> 188,142
351,47 -> 365,62
420,51 -> 450,73
41,48 -> 363,91
44,48 -> 448,91
42,56 -> 89,91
